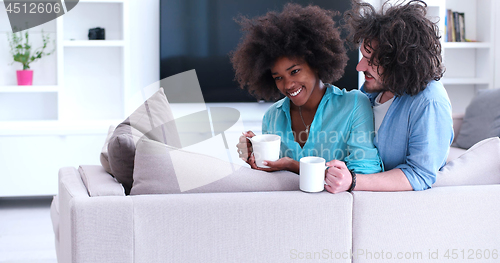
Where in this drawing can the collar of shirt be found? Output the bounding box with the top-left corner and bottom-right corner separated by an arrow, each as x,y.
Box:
274,83 -> 344,151
275,83 -> 344,111
359,84 -> 380,106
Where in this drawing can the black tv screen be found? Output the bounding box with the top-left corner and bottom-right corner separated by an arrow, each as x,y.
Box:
160,0 -> 357,102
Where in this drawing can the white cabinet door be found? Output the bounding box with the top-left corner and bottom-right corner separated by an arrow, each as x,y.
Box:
0,134 -> 106,197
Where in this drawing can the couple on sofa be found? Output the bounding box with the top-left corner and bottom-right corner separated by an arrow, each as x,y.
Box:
234,0 -> 453,193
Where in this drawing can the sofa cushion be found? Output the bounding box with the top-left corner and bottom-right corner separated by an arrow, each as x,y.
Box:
130,138 -> 300,195
99,125 -> 115,174
107,124 -> 143,194
446,146 -> 466,163
132,191 -> 353,262
352,184 -> 500,263
453,88 -> 500,149
434,137 -> 500,187
79,165 -> 126,196
107,88 -> 180,194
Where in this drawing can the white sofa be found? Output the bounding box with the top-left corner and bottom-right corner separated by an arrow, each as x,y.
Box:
50,114 -> 500,263
447,113 -> 467,162
50,167 -> 500,263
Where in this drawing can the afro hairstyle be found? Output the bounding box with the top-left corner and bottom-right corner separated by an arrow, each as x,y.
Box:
230,3 -> 348,101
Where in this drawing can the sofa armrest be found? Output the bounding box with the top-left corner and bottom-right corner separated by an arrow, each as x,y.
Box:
352,185 -> 500,263
452,113 -> 465,141
78,165 -> 125,197
58,167 -> 134,263
58,167 -> 88,263
131,191 -> 353,262
50,195 -> 60,260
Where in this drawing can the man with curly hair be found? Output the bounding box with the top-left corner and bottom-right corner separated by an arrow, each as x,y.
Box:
233,3 -> 382,175
325,0 -> 454,193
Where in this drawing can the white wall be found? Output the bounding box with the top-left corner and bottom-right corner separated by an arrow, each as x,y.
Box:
128,0 -> 160,110
495,0 -> 500,89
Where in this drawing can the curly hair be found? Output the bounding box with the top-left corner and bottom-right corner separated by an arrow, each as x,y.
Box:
230,3 -> 348,101
344,0 -> 444,96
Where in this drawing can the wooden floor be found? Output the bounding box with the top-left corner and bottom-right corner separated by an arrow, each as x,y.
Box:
0,197 -> 57,263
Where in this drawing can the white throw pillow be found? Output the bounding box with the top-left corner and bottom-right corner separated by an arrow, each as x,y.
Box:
434,137 -> 500,187
130,138 -> 300,195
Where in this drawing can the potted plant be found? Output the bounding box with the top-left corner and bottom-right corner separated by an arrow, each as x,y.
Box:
7,30 -> 55,85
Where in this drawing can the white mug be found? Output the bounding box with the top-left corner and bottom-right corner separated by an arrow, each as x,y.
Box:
300,156 -> 327,193
248,134 -> 281,168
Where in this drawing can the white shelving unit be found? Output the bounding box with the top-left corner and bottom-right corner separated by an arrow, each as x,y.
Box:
0,85 -> 60,93
0,0 -> 129,196
440,0 -> 495,113
443,42 -> 491,49
361,0 -> 496,113
63,40 -> 125,47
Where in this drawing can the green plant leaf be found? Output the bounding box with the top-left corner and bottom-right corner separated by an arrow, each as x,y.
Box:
8,30 -> 54,68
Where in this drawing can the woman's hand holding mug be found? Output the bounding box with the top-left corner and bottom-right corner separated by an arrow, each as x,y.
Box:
237,131 -> 255,165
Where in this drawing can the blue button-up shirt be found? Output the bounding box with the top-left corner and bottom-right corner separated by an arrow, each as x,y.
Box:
262,84 -> 383,174
361,80 -> 454,190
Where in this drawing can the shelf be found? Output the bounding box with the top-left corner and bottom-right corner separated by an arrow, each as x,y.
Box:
0,102 -> 271,136
170,102 -> 272,120
63,40 -> 125,47
0,85 -> 59,93
443,42 -> 491,49
0,0 -> 127,3
0,0 -> 126,4
0,119 -> 122,136
441,78 -> 489,85
78,0 -> 125,2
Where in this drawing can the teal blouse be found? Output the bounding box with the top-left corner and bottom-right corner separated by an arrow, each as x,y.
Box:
262,84 -> 383,174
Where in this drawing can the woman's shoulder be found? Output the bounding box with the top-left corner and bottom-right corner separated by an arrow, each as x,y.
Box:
324,84 -> 370,106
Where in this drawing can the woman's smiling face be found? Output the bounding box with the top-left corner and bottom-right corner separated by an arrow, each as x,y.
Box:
271,56 -> 321,107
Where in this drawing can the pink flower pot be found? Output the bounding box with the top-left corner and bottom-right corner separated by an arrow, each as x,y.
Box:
17,70 -> 33,85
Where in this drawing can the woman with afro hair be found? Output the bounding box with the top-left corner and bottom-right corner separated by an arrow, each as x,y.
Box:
233,3 -> 382,176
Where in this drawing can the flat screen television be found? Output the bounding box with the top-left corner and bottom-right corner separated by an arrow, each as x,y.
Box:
160,0 -> 357,102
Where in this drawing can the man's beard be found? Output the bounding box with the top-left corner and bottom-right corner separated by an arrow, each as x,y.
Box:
363,80 -> 386,93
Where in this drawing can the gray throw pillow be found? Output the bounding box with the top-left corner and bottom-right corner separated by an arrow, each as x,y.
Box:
453,89 -> 500,149
130,138 -> 300,195
99,125 -> 115,174
107,88 -> 181,194
107,123 -> 142,194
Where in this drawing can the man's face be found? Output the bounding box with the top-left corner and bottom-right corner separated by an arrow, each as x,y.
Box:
356,41 -> 385,93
